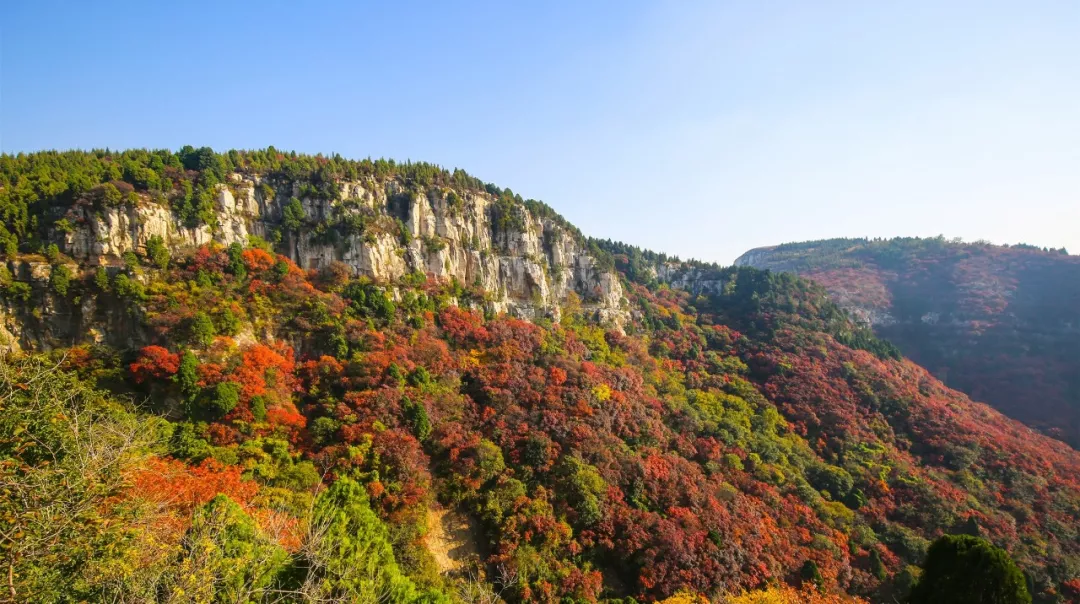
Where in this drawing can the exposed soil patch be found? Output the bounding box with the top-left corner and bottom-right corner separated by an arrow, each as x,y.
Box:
426,505 -> 482,574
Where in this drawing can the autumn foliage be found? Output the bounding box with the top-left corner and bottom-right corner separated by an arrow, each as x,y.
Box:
101,241 -> 1080,603
0,181 -> 1068,604
744,237 -> 1080,447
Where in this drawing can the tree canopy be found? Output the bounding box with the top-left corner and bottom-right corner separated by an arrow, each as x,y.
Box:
908,535 -> 1031,604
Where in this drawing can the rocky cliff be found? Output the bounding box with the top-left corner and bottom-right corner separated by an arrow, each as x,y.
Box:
3,173 -> 627,351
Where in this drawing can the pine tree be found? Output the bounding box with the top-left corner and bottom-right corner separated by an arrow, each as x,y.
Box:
908,535 -> 1030,604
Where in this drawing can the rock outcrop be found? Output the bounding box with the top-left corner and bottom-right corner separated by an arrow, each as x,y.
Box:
56,174 -> 626,331
732,246 -> 784,270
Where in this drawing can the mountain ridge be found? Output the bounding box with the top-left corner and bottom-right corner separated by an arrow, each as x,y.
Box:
2,150 -> 1079,603
0,148 -> 626,352
734,236 -> 1080,446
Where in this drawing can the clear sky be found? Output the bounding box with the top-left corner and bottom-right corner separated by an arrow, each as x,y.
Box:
3,1 -> 1078,263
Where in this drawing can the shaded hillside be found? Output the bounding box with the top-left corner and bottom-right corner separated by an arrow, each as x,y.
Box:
735,237 -> 1080,447
2,151 -> 1078,603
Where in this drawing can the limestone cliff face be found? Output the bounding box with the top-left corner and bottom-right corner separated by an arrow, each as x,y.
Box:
732,247 -> 785,271
650,264 -> 726,298
57,174 -> 626,331
0,260 -> 99,354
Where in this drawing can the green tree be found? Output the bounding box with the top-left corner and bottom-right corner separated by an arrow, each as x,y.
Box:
122,250 -> 139,271
287,477 -> 447,603
250,395 -> 268,422
218,309 -> 243,336
112,273 -> 146,301
810,464 -> 854,501
145,235 -> 170,269
272,260 -> 290,281
387,363 -> 405,386
226,242 -> 247,279
402,397 -> 432,442
179,146 -> 226,180
4,281 -> 31,303
560,456 -> 606,527
44,243 -> 60,263
205,382 -> 241,419
283,198 -> 305,232
328,331 -> 348,359
100,182 -> 123,206
190,311 -> 217,347
175,351 -> 200,416
870,547 -> 888,581
94,266 -> 110,290
3,235 -> 17,259
801,559 -> 824,592
166,494 -> 287,604
310,416 -> 340,445
168,422 -> 211,461
195,269 -> 214,287
908,535 -> 1030,604
49,264 -> 72,297
407,366 -> 432,387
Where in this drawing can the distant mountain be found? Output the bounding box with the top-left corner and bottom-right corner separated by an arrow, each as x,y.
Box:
736,237 -> 1080,446
2,151 -> 1078,603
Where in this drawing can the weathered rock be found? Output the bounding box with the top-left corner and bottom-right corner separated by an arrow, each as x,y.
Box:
0,309 -> 21,354
57,175 -> 627,330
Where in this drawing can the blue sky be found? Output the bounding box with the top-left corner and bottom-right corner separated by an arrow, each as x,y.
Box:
3,1 -> 1078,263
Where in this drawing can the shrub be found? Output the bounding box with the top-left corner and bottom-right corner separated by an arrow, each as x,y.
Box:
113,274 -> 146,301
250,395 -> 268,422
145,235 -> 170,269
218,310 -> 243,336
205,382 -> 241,419
50,264 -> 72,297
4,281 -> 30,303
122,251 -> 139,271
189,312 -> 217,347
94,267 -> 109,290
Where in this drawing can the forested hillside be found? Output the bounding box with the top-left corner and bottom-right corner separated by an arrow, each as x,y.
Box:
1,150 -> 1077,603
735,237 -> 1080,447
